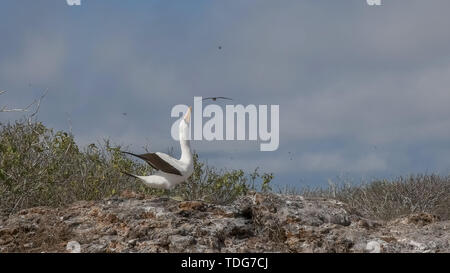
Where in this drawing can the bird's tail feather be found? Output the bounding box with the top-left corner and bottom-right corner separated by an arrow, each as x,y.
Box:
121,171 -> 139,179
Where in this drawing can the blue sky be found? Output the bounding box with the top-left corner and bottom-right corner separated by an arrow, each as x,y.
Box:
1,0 -> 450,188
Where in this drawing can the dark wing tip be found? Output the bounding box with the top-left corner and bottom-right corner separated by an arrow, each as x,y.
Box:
121,171 -> 139,179
121,152 -> 182,176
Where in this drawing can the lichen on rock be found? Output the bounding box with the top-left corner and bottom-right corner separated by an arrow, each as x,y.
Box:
0,192 -> 448,253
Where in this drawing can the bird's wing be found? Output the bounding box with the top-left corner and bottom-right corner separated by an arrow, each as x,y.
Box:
202,97 -> 233,101
155,152 -> 185,172
122,151 -> 182,176
217,97 -> 233,100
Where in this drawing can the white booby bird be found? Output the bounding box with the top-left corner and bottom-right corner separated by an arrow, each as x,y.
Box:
122,106 -> 194,190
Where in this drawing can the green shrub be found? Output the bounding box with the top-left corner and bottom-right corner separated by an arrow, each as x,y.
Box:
0,120 -> 148,212
0,119 -> 273,213
291,175 -> 450,221
174,156 -> 273,204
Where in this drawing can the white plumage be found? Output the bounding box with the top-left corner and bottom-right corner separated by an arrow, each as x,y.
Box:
122,107 -> 193,190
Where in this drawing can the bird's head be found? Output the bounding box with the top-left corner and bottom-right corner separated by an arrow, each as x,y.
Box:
179,106 -> 192,141
183,106 -> 192,124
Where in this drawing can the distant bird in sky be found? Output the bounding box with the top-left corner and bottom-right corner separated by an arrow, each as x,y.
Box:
121,107 -> 194,190
202,97 -> 233,102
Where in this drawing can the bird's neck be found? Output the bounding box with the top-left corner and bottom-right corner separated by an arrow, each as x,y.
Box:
180,139 -> 192,163
179,120 -> 192,164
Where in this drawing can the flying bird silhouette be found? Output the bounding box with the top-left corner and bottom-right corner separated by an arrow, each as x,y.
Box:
202,97 -> 233,102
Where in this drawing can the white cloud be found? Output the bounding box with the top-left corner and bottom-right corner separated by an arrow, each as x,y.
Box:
0,35 -> 66,85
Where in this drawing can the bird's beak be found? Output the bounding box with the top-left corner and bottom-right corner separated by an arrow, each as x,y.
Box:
184,106 -> 192,123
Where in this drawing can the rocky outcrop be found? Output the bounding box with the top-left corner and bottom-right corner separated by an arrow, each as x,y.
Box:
0,192 -> 448,253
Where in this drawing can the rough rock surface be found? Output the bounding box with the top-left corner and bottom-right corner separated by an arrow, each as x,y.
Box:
0,192 -> 448,253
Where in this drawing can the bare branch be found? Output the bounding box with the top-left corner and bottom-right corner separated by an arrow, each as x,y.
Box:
0,89 -> 48,114
30,89 -> 49,118
0,106 -> 31,112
